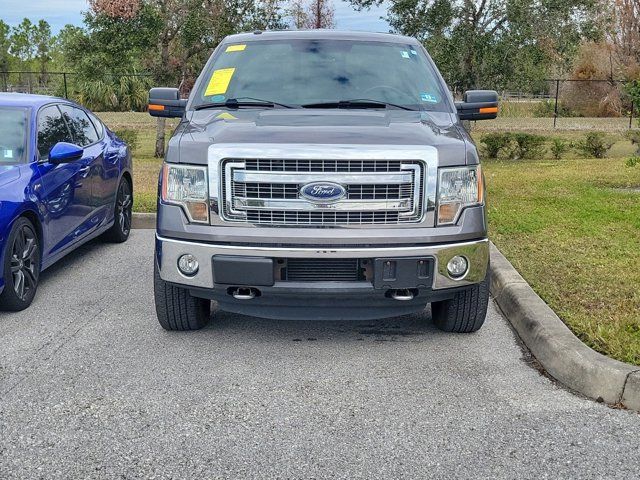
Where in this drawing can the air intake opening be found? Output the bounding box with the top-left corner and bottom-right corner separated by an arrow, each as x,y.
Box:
278,258 -> 370,282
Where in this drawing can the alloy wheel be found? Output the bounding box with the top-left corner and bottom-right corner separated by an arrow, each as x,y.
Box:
10,225 -> 39,301
117,180 -> 132,235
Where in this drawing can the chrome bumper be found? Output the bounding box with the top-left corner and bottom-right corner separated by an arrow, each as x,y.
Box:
157,235 -> 489,290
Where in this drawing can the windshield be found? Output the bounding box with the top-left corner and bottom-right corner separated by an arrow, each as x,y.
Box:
194,39 -> 450,111
0,107 -> 29,164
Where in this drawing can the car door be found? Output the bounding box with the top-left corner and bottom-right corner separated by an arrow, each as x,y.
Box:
36,104 -> 95,256
85,110 -> 119,220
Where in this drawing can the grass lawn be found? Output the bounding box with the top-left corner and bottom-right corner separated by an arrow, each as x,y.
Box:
485,158 -> 640,365
97,112 -> 640,365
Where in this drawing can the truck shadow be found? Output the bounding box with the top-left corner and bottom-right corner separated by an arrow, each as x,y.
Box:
206,306 -> 442,342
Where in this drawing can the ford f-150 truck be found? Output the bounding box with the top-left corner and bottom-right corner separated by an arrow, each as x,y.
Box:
148,30 -> 498,332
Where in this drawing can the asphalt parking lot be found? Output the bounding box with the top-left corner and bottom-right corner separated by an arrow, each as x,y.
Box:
1,229 -> 639,479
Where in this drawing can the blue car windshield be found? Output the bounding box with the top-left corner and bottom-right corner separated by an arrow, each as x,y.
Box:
194,39 -> 451,112
0,107 -> 28,164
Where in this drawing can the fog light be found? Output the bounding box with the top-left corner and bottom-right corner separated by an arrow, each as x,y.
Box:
178,254 -> 199,276
447,255 -> 468,278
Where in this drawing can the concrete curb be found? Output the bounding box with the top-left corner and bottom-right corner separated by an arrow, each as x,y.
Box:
490,242 -> 640,411
132,212 -> 156,229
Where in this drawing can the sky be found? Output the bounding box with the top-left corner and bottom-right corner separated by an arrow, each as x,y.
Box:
1,0 -> 390,33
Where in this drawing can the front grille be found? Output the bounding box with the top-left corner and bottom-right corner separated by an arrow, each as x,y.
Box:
282,258 -> 364,282
220,158 -> 426,226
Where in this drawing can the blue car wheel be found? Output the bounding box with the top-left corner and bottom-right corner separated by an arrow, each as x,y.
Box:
103,177 -> 133,243
0,217 -> 41,311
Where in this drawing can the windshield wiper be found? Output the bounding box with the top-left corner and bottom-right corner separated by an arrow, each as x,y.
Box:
194,97 -> 294,110
301,99 -> 415,111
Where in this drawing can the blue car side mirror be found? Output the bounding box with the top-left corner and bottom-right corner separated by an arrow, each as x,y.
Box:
48,142 -> 84,164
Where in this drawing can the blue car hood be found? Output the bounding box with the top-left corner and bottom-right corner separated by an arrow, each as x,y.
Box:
0,165 -> 21,190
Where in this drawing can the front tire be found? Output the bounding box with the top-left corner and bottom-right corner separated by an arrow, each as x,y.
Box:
431,271 -> 490,333
104,177 -> 132,243
154,262 -> 211,331
0,218 -> 41,311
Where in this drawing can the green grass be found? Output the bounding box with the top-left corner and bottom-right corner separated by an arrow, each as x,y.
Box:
96,112 -> 640,365
484,158 -> 640,365
129,129 -> 164,212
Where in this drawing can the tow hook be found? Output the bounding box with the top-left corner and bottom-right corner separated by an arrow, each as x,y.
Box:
230,287 -> 260,300
389,289 -> 415,301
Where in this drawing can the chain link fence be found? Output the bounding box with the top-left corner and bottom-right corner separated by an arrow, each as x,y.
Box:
494,79 -> 637,131
0,71 -> 156,112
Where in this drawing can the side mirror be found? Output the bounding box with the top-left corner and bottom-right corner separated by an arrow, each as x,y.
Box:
455,90 -> 499,121
49,142 -> 84,164
148,87 -> 187,118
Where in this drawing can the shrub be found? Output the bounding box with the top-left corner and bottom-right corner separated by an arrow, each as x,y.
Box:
626,155 -> 640,167
626,130 -> 640,154
560,42 -> 627,117
550,138 -> 569,160
73,75 -> 152,112
509,133 -> 546,159
577,132 -> 613,159
114,128 -> 139,153
481,133 -> 512,159
533,99 -> 575,118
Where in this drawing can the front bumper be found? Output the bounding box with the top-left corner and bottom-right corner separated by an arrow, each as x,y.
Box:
156,235 -> 488,320
156,235 -> 488,290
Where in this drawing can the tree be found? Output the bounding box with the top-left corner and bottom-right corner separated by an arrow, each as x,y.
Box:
350,0 -> 606,92
33,20 -> 53,78
306,0 -> 335,28
609,0 -> 640,76
289,0 -> 309,28
10,19 -> 36,65
0,20 -> 11,73
289,0 -> 335,29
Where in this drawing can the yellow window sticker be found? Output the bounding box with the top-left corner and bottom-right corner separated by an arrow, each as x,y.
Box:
205,68 -> 235,96
216,112 -> 238,120
225,44 -> 246,52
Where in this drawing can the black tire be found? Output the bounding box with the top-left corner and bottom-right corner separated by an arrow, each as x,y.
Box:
154,261 -> 211,331
103,177 -> 132,243
0,217 -> 41,311
431,270 -> 490,333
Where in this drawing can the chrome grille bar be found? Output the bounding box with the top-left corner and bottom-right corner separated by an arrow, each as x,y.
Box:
233,198 -> 413,211
233,171 -> 413,184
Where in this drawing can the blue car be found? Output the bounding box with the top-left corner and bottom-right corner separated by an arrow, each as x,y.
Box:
0,93 -> 133,311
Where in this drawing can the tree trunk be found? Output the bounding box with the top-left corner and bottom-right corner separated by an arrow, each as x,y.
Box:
155,117 -> 166,158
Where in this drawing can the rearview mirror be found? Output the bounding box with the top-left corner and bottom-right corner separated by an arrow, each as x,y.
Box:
148,87 -> 187,118
455,90 -> 499,121
49,142 -> 84,164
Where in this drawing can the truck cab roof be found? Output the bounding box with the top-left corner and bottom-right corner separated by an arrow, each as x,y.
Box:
222,29 -> 420,46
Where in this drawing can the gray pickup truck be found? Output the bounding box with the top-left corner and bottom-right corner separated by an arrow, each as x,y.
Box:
148,30 -> 498,332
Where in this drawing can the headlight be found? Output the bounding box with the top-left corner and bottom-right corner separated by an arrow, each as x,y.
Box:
437,166 -> 483,225
161,163 -> 209,223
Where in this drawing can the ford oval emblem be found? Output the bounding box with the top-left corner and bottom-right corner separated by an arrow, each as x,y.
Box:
300,182 -> 347,202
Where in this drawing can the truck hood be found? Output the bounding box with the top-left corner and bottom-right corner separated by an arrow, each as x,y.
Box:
170,109 -> 470,167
